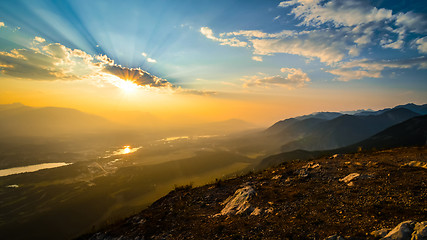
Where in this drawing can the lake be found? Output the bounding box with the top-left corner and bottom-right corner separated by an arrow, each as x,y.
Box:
0,162 -> 71,177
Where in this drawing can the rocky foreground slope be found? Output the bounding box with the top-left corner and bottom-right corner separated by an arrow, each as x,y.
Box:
81,146 -> 427,240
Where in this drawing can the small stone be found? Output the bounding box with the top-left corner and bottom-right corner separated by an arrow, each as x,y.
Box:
339,173 -> 360,183
265,207 -> 274,214
302,162 -> 320,169
298,169 -> 309,178
250,207 -> 262,216
272,175 -> 282,180
325,235 -> 346,240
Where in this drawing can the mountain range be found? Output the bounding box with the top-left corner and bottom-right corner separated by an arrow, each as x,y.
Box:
0,103 -> 114,137
259,113 -> 427,169
265,103 -> 426,153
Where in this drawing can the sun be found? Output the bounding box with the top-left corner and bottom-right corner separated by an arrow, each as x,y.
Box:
122,145 -> 131,154
115,80 -> 140,94
104,74 -> 141,94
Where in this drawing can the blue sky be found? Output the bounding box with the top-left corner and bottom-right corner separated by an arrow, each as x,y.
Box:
0,0 -> 426,124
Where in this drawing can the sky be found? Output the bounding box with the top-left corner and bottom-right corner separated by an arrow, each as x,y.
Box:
0,0 -> 426,126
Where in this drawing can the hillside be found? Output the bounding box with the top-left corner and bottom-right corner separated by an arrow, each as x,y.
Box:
80,146 -> 427,240
345,115 -> 427,152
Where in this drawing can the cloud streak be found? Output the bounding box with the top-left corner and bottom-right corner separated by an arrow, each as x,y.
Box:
200,27 -> 247,47
242,68 -> 310,89
328,57 -> 427,81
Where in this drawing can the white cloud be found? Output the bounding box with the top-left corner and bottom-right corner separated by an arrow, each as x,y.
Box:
34,36 -> 46,43
380,27 -> 406,50
274,15 -> 281,21
327,68 -> 381,81
416,37 -> 427,53
223,29 -> 296,39
200,27 -> 247,47
141,52 -> 157,63
242,68 -> 310,89
252,56 -> 263,62
279,0 -> 393,27
146,58 -> 157,63
381,39 -> 404,50
395,12 -> 427,34
250,30 -> 348,64
0,43 -> 97,80
277,0 -> 427,52
202,25 -> 370,65
348,46 -> 360,56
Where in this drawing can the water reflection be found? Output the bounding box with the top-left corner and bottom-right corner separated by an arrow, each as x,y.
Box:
104,145 -> 142,158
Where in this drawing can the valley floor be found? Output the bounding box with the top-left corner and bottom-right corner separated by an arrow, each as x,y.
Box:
81,146 -> 427,240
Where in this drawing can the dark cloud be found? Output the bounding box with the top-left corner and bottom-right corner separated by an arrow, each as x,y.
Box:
103,65 -> 172,88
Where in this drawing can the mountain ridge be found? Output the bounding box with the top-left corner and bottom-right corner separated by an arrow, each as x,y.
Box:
279,107 -> 420,152
259,114 -> 427,169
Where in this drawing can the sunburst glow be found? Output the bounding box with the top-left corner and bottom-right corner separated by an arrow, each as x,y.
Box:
102,73 -> 141,94
115,80 -> 140,94
122,145 -> 131,154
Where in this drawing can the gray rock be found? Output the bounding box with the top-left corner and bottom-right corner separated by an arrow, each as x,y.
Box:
215,184 -> 255,216
383,220 -> 416,240
412,221 -> 427,240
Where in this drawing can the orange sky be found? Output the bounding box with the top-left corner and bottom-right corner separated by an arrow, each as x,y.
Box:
1,75 -> 424,127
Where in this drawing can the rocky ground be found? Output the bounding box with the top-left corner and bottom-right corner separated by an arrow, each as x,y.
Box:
80,146 -> 427,240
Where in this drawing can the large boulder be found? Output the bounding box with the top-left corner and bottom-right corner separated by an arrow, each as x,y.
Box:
383,220 -> 416,240
215,184 -> 255,216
